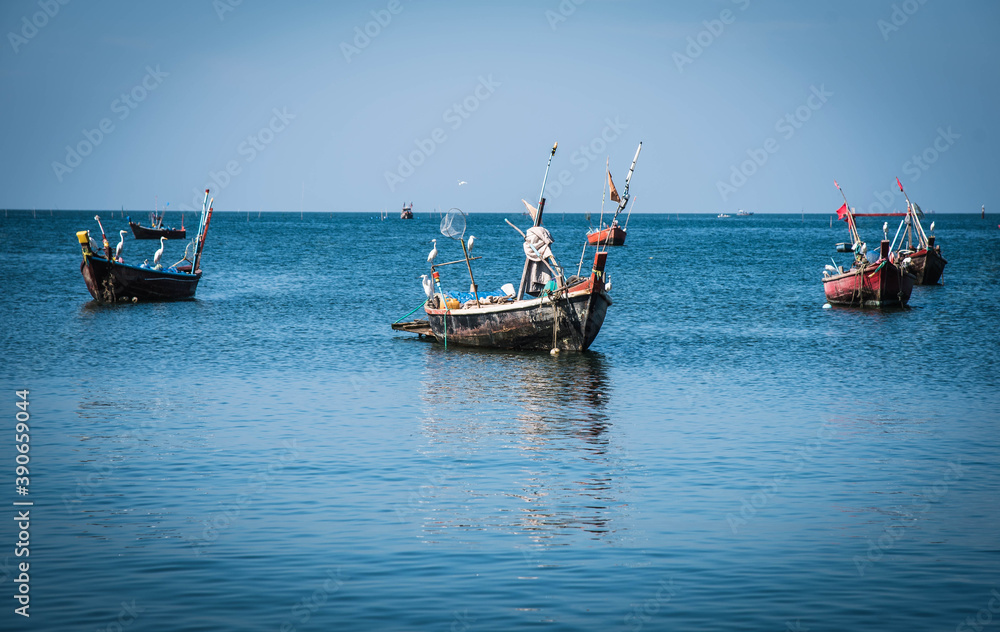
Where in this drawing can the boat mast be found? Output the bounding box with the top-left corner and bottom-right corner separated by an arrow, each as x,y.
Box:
896,178 -> 928,249
608,142 -> 642,232
834,181 -> 861,247
516,142 -> 558,301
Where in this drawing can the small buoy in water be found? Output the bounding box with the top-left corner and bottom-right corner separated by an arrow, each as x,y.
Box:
550,348 -> 560,356
822,303 -> 831,309
132,297 -> 138,304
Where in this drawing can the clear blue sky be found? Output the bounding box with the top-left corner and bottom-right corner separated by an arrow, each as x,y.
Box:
1,0 -> 997,213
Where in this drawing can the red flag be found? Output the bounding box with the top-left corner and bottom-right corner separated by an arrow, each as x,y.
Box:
835,203 -> 848,221
834,180 -> 840,190
896,177 -> 904,192
608,170 -> 620,203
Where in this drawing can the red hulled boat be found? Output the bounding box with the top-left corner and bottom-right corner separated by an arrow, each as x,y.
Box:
586,223 -> 626,246
825,181 -> 915,307
584,158 -> 637,247
823,239 -> 914,307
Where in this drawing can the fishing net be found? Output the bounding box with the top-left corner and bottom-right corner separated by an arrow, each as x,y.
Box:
440,208 -> 467,240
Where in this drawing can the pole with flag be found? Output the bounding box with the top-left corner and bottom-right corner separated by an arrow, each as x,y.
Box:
834,180 -> 861,248
600,142 -> 642,250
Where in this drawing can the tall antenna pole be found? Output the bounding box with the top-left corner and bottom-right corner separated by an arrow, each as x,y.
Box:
536,142 -> 558,210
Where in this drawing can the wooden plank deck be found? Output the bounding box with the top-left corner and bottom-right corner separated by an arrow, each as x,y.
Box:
391,319 -> 436,339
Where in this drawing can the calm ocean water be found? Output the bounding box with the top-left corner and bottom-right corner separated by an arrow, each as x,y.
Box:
0,210 -> 998,631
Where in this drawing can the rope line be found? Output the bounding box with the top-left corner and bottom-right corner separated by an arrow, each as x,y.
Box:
393,297 -> 429,324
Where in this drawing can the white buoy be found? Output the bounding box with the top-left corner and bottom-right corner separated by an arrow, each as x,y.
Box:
550,347 -> 560,355
822,303 -> 832,309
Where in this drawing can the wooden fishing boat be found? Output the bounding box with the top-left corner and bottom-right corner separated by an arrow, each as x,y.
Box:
823,240 -> 914,307
825,181 -> 915,307
393,142 -> 642,352
584,160 -> 636,247
128,219 -> 186,240
128,199 -> 185,239
886,183 -> 947,285
423,253 -> 611,351
78,190 -> 214,304
586,223 -> 626,246
900,238 -> 947,285
77,243 -> 201,303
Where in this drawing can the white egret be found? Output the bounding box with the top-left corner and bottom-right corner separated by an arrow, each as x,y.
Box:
467,235 -> 475,252
152,236 -> 166,268
929,221 -> 935,232
427,238 -> 438,264
882,222 -> 888,239
825,264 -> 838,274
114,230 -> 127,261
420,274 -> 433,299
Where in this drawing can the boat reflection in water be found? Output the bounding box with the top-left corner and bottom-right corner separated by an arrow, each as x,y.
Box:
414,348 -> 628,547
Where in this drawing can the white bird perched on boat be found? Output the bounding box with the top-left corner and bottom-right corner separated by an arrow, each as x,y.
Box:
825,264 -> 838,274
929,221 -> 935,233
427,238 -> 438,264
467,235 -> 475,252
152,236 -> 166,269
883,221 -> 889,239
420,274 -> 433,299
115,230 -> 126,261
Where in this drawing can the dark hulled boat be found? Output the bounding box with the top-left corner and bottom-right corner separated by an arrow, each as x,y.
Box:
400,202 -> 414,219
393,141 -> 641,352
77,237 -> 201,303
128,199 -> 185,239
903,239 -> 947,285
422,253 -> 611,351
128,219 -> 186,240
79,191 -> 214,304
890,194 -> 947,284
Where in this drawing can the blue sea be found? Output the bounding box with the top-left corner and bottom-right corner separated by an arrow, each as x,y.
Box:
1,210 -> 998,631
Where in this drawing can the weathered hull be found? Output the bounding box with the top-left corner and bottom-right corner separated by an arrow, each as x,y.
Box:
587,226 -> 626,246
129,221 -> 186,240
81,255 -> 200,304
907,247 -> 947,285
823,261 -> 914,307
424,280 -> 611,351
